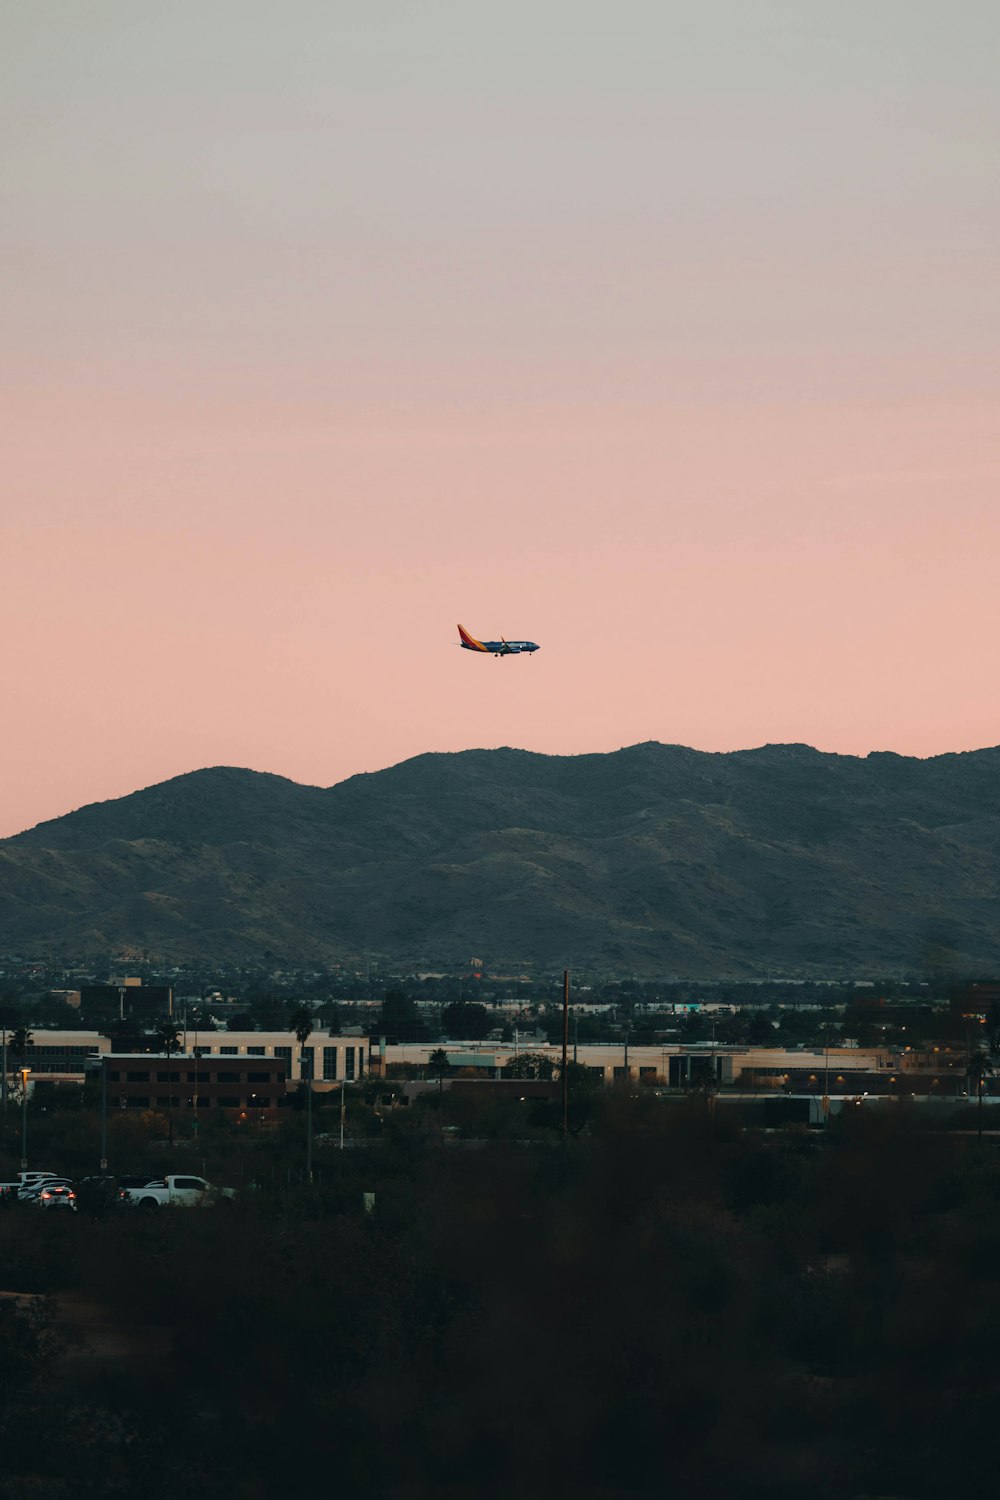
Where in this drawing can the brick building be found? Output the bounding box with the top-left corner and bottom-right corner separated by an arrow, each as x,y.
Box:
103,1052 -> 290,1120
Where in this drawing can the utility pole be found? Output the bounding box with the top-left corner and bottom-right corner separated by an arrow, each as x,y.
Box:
561,970 -> 570,1142
100,1060 -> 108,1171
191,1010 -> 201,1143
305,1057 -> 313,1182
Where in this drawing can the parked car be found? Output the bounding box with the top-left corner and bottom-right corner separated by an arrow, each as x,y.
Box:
0,1171 -> 59,1203
17,1176 -> 74,1205
33,1183 -> 77,1211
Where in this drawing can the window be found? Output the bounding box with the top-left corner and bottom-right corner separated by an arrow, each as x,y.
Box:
108,1071 -> 120,1082
301,1047 -> 314,1079
247,1071 -> 271,1084
249,1096 -> 271,1108
613,1066 -> 629,1079
156,1071 -> 180,1083
345,1047 -> 356,1081
217,1071 -> 240,1084
155,1096 -> 181,1108
247,1046 -> 265,1056
174,1178 -> 206,1191
217,1096 -> 240,1107
323,1047 -> 338,1081
639,1067 -> 657,1080
186,1071 -> 210,1083
128,1096 -> 150,1108
220,1046 -> 237,1055
126,1071 -> 150,1083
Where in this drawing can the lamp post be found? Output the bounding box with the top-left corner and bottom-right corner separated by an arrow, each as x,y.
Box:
340,1079 -> 346,1151
19,1068 -> 29,1171
100,1060 -> 108,1171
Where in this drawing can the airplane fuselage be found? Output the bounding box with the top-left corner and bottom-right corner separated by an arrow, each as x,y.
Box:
457,624 -> 539,656
463,639 -> 539,655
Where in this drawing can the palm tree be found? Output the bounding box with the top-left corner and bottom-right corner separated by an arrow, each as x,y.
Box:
152,1019 -> 181,1056
10,1025 -> 32,1066
969,1051 -> 994,1141
289,1006 -> 314,1182
151,1020 -> 181,1143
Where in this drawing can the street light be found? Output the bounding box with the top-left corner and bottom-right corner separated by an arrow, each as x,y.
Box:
19,1068 -> 29,1171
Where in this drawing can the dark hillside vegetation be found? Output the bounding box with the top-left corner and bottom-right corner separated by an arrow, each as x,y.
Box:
4,743 -> 1000,973
1,1104 -> 1000,1497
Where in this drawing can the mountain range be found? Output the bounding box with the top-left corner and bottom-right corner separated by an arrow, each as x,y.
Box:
2,742 -> 1000,976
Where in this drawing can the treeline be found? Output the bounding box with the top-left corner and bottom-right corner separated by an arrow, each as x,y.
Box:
1,1103 -> 1000,1496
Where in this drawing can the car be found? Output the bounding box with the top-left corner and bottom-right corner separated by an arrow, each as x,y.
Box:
18,1177 -> 74,1205
33,1183 -> 77,1211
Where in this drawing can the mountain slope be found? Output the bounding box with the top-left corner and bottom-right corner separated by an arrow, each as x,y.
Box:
3,743 -> 1000,974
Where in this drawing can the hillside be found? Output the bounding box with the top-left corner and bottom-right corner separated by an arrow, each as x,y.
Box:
3,743 -> 1000,975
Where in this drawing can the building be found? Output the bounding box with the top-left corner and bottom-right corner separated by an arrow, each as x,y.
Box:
178,1030 -> 365,1088
102,1052 -> 290,1120
79,982 -> 174,1021
374,1039 -> 898,1089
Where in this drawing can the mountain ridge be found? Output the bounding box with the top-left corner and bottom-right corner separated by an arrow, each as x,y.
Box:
4,742 -> 1000,975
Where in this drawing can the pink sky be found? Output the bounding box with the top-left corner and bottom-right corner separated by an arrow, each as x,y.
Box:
2,3 -> 999,837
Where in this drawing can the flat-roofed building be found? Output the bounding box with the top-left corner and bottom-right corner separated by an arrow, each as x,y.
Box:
6,1030 -> 110,1079
180,1030 -> 365,1088
103,1051 -> 290,1120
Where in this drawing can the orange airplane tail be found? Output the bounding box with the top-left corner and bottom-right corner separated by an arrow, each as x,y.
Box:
457,624 -> 489,652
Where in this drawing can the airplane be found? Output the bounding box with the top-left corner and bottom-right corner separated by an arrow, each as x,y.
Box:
457,624 -> 540,657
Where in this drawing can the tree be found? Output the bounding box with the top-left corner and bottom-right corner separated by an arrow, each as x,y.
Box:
440,1002 -> 490,1040
749,1009 -> 778,1045
428,1048 -> 450,1078
289,1005 -> 314,1050
4,1024 -> 31,1109
503,1052 -> 554,1081
380,990 -> 425,1042
152,1020 -> 181,1055
149,1020 -> 182,1143
289,1005 -> 315,1182
968,1051 -> 994,1141
10,1026 -> 32,1065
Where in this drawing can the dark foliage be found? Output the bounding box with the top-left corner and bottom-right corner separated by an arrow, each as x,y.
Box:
0,1103 -> 999,1495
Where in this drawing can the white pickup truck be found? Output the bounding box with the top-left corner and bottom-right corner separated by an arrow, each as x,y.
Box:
123,1174 -> 236,1209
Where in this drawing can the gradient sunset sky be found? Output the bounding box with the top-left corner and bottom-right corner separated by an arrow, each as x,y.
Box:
3,1 -> 998,838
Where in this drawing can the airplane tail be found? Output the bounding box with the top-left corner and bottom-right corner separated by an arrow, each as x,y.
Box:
457,624 -> 489,652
